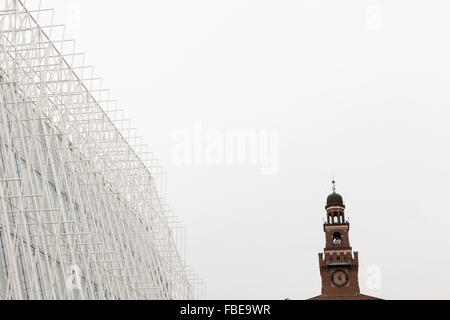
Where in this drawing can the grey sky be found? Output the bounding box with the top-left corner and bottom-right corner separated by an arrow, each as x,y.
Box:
43,0 -> 450,299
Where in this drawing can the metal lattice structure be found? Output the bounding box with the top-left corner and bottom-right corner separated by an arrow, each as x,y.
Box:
0,0 -> 204,300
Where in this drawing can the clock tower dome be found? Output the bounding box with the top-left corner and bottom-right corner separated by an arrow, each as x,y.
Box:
309,181 -> 380,300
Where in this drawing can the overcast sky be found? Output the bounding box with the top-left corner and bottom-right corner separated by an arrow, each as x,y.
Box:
40,0 -> 450,299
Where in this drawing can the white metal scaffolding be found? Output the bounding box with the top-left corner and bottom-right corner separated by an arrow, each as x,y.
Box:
0,0 -> 203,300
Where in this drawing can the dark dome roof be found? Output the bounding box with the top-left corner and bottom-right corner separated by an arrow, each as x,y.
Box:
326,192 -> 345,209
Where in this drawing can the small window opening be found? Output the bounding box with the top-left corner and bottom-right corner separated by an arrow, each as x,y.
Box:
333,232 -> 342,245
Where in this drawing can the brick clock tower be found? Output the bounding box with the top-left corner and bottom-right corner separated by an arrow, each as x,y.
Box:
309,181 -> 379,300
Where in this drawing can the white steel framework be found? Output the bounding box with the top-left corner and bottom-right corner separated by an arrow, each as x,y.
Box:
0,0 -> 203,300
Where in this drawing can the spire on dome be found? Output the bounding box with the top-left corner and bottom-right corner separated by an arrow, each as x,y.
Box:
326,180 -> 344,209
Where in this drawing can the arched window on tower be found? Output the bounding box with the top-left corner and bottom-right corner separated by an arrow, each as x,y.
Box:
333,232 -> 342,245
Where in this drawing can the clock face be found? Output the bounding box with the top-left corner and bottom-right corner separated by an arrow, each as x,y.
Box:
331,269 -> 349,287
